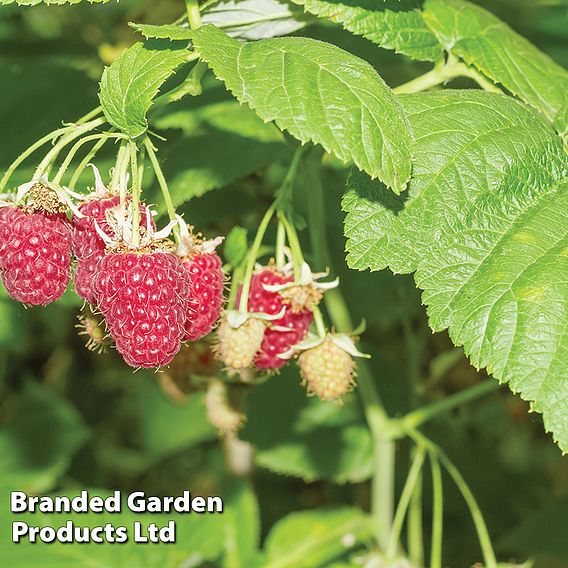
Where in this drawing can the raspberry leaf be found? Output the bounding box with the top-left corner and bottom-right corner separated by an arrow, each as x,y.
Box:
191,24 -> 413,194
423,0 -> 568,138
343,90 -> 568,451
129,23 -> 194,41
0,0 -> 110,4
99,40 -> 190,139
295,0 -> 444,62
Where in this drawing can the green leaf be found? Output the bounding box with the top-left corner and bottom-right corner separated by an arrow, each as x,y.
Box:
296,0 -> 443,62
191,24 -> 413,193
264,508 -> 373,568
423,0 -> 568,137
0,382 -> 88,493
241,371 -> 373,482
154,99 -> 287,206
129,23 -> 194,41
203,0 -> 311,40
343,90 -> 568,450
223,481 -> 261,568
224,226 -> 249,266
99,40 -> 190,139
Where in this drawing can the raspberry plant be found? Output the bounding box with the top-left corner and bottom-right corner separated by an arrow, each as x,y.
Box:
0,0 -> 567,567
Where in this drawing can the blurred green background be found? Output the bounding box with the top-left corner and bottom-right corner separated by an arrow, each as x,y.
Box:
0,1 -> 567,566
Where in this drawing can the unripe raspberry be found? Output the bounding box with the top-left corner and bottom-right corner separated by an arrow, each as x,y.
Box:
215,315 -> 266,371
298,338 -> 355,401
93,249 -> 190,368
0,201 -> 72,306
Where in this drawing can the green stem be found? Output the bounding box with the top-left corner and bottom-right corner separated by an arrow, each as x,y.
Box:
238,205 -> 276,313
110,142 -> 130,193
279,212 -> 304,280
144,138 -> 180,243
129,141 -> 141,248
69,136 -> 111,190
407,429 -> 497,568
303,149 -> 396,549
75,105 -> 103,124
403,380 -> 499,430
53,132 -> 123,185
33,117 -> 106,180
429,451 -> 444,568
386,445 -> 426,559
185,0 -> 202,29
275,220 -> 286,269
312,306 -> 327,337
393,58 -> 502,94
407,467 -> 424,567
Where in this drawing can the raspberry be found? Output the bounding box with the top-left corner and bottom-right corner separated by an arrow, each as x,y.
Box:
298,338 -> 355,401
255,309 -> 313,369
0,205 -> 72,306
180,251 -> 224,341
242,268 -> 313,370
72,196 -> 154,305
215,315 -> 266,371
93,250 -> 190,368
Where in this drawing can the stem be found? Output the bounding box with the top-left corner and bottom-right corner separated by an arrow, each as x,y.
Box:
33,117 -> 106,180
69,136 -> 111,190
386,445 -> 426,559
312,306 -> 327,337
407,429 -> 497,568
279,213 -> 304,280
76,105 -> 103,124
438,452 -> 497,568
185,0 -> 202,29
53,132 -> 123,185
144,138 -> 180,243
275,220 -> 286,269
393,58 -> 502,94
403,380 -> 499,430
111,142 -> 129,192
238,205 -> 276,312
407,466 -> 424,566
429,452 -> 444,568
303,149 -> 396,549
129,141 -> 141,248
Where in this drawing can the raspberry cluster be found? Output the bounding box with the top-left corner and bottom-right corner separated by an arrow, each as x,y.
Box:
0,177 -> 225,370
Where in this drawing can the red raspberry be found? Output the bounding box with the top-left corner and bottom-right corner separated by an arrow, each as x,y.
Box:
72,196 -> 154,305
243,268 -> 314,370
93,250 -> 190,368
0,206 -> 72,306
180,251 -> 224,341
255,309 -> 313,369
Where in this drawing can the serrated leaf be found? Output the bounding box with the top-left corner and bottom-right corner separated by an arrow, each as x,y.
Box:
343,90 -> 568,450
191,24 -> 413,193
264,508 -> 373,568
296,0 -> 443,62
423,0 -> 568,138
241,371 -> 373,482
99,40 -> 190,139
203,0 -> 310,40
